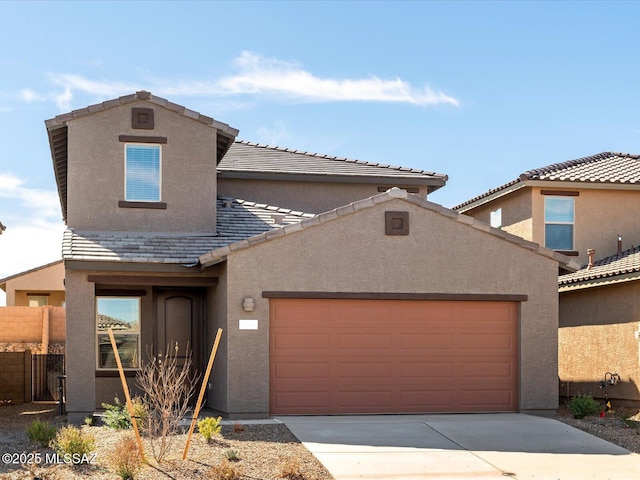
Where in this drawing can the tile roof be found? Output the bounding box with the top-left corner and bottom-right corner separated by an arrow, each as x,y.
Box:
558,245 -> 640,288
62,198 -> 314,264
454,152 -> 640,211
218,141 -> 448,188
199,187 -> 581,271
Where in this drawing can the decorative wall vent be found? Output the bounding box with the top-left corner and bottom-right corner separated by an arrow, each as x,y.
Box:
385,211 -> 409,236
132,107 -> 154,130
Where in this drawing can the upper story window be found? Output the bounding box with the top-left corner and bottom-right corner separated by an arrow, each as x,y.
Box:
544,196 -> 574,250
490,208 -> 502,229
96,297 -> 141,370
125,144 -> 161,202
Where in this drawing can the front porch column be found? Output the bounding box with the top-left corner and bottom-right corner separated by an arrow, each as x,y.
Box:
65,270 -> 95,423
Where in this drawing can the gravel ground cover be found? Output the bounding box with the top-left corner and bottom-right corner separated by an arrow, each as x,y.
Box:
0,403 -> 334,480
1,403 -> 639,480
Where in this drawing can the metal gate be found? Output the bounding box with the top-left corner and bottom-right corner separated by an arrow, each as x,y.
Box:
32,354 -> 64,402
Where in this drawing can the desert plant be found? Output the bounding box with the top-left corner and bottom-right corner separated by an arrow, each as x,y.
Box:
280,457 -> 304,480
136,343 -> 198,463
84,416 -> 94,426
26,420 -> 57,448
102,397 -> 131,429
52,425 -> 96,464
225,448 -> 239,461
107,434 -> 143,480
198,416 -> 222,442
208,462 -> 243,480
567,394 -> 601,419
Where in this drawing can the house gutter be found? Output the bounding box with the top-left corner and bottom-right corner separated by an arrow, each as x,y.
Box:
558,271 -> 640,293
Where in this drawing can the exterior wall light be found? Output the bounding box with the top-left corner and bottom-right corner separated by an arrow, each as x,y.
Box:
242,297 -> 255,312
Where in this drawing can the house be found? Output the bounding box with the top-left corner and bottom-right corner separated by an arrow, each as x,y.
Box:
454,152 -> 640,267
46,91 -> 575,422
557,247 -> 640,404
455,152 -> 640,405
0,260 -> 65,307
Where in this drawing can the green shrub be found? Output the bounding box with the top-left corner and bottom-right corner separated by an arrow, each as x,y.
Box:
567,394 -> 601,419
26,420 -> 57,448
102,397 -> 131,429
52,425 -> 96,464
102,396 -> 148,430
225,449 -> 239,462
107,434 -> 142,479
198,416 -> 222,442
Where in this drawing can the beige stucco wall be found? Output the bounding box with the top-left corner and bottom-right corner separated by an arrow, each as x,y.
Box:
221,197 -> 561,415
206,264 -> 228,412
460,188 -> 533,242
218,177 -> 429,214
559,282 -> 640,402
66,101 -> 218,233
2,261 -> 65,306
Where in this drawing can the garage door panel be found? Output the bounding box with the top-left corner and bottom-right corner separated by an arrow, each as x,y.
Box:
273,333 -> 330,349
398,333 -> 454,349
270,298 -> 518,414
337,333 -> 392,349
272,362 -> 330,379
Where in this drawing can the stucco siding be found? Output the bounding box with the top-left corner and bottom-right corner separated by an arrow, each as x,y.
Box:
218,178 -> 427,214
222,198 -> 560,414
206,264 -> 228,412
559,282 -> 640,402
66,101 -> 218,233
532,187 -> 640,265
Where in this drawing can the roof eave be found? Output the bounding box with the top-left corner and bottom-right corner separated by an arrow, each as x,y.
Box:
216,170 -> 447,187
559,270 -> 640,293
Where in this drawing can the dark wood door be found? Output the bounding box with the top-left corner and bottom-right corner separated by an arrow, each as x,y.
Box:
156,289 -> 204,376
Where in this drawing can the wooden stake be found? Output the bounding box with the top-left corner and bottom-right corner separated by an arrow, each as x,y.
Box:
182,328 -> 223,460
108,328 -> 145,461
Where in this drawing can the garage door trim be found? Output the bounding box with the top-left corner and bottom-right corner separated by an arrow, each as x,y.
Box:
263,291 -> 528,302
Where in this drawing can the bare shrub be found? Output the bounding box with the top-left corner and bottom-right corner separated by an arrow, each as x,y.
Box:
107,433 -> 143,479
136,343 -> 198,463
208,461 -> 243,480
280,457 -> 304,479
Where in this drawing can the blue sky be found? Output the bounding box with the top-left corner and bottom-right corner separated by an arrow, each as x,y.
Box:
2,1 -> 640,304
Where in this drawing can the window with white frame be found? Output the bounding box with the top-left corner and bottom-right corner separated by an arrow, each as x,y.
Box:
490,207 -> 502,229
125,144 -> 161,202
544,196 -> 574,250
96,297 -> 141,370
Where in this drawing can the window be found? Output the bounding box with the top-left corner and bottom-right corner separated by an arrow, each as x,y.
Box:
544,197 -> 574,250
96,297 -> 140,370
490,208 -> 502,229
125,144 -> 161,202
28,296 -> 48,307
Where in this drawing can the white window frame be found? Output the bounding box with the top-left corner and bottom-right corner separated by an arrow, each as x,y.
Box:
96,296 -> 141,371
544,196 -> 575,251
124,144 -> 162,202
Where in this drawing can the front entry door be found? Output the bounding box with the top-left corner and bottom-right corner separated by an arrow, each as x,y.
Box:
156,289 -> 204,377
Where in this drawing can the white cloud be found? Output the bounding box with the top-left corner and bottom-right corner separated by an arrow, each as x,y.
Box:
38,51 -> 459,109
0,173 -> 64,303
19,89 -> 44,103
256,121 -> 295,147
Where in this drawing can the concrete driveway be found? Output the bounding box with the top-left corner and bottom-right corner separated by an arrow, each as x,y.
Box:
278,414 -> 640,480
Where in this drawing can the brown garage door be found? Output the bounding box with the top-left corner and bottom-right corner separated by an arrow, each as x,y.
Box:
270,298 -> 518,414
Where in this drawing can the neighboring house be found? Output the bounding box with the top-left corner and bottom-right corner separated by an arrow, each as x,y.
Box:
455,152 -> 640,405
454,152 -> 640,266
0,260 -> 65,307
558,247 -> 640,404
46,91 -> 575,422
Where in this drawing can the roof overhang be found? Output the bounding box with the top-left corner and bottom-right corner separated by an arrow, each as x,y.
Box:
217,170 -> 447,192
559,271 -> 640,293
